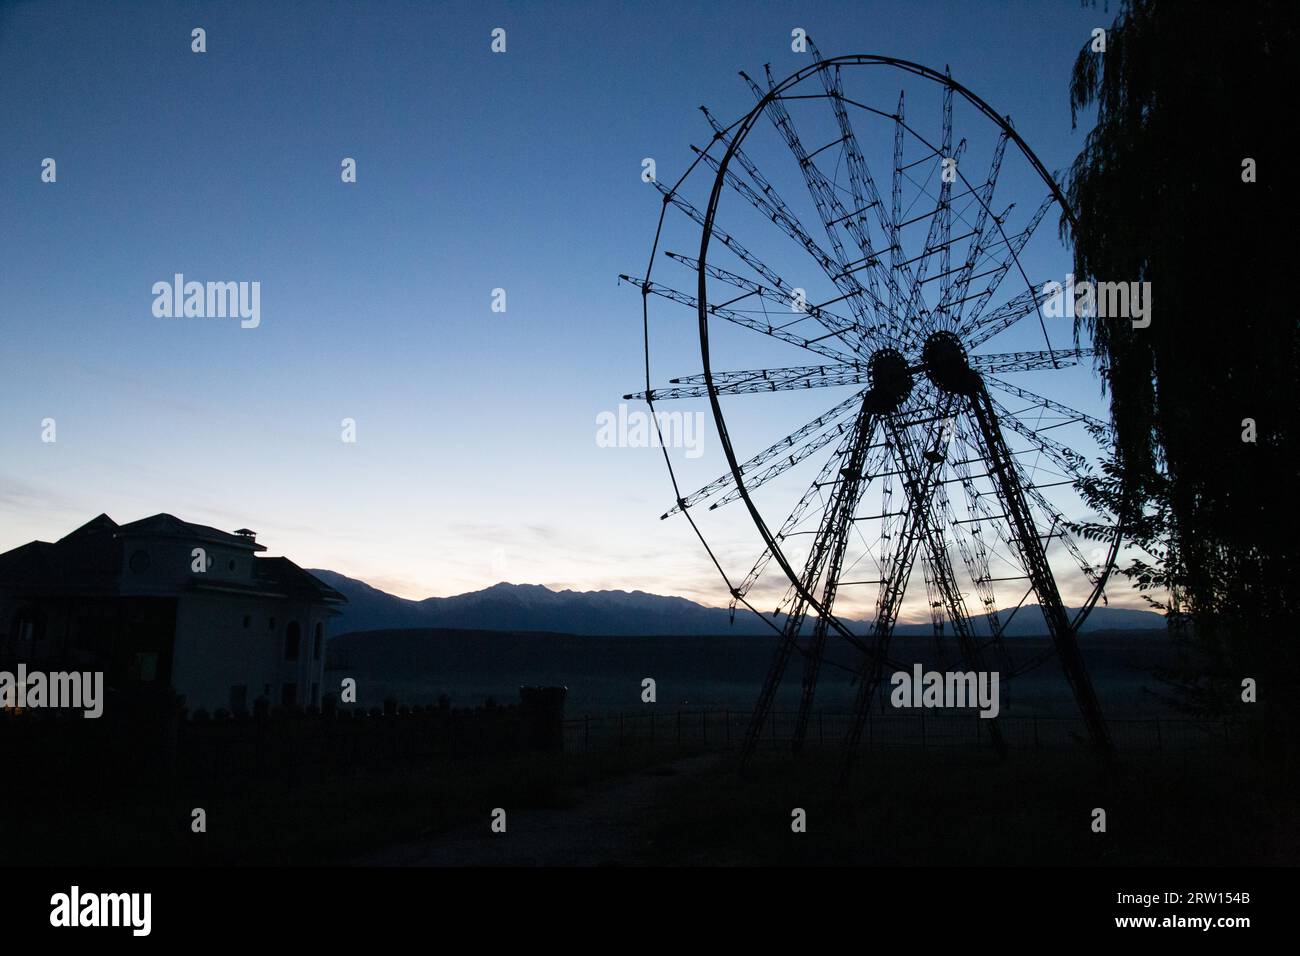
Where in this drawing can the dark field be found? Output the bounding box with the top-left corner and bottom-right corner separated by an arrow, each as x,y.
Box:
634,748 -> 1298,866
328,626 -> 1184,718
9,733 -> 1288,867
6,626 -> 1262,868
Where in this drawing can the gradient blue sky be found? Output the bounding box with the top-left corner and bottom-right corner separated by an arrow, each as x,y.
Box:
0,0 -> 1121,614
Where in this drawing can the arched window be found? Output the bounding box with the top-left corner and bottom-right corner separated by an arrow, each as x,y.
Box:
284,621 -> 301,661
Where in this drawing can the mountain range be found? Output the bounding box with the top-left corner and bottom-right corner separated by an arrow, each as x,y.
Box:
308,570 -> 1165,638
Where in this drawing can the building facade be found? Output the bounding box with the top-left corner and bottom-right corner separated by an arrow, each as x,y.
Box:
0,513 -> 346,713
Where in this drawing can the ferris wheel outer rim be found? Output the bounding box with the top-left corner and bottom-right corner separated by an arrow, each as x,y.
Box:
686,53 -> 1124,638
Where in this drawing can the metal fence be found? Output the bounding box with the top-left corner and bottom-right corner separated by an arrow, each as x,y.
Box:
563,709 -> 1235,756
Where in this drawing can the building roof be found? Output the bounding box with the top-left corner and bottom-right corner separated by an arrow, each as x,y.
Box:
0,529 -> 121,593
0,513 -> 346,605
255,558 -> 347,603
114,513 -> 267,552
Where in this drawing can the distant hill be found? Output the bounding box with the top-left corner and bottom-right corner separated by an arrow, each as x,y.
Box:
309,570 -> 1165,638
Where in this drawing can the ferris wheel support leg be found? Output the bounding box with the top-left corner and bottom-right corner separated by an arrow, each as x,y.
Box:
740,406 -> 880,767
791,409 -> 881,757
915,520 -> 1008,760
965,381 -> 1116,768
837,412 -> 948,783
889,423 -> 1009,760
739,604 -> 808,770
791,617 -> 831,759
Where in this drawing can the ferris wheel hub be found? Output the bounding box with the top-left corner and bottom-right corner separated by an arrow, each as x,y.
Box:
922,331 -> 979,395
867,347 -> 914,411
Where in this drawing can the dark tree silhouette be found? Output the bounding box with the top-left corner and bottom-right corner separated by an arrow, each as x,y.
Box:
1063,1 -> 1299,759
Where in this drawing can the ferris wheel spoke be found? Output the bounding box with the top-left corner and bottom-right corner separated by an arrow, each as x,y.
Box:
953,414 -> 1051,674
733,381 -> 912,612
974,409 -> 1102,587
899,77 -> 962,331
620,275 -> 857,365
949,417 -> 1032,578
971,349 -> 1096,374
741,68 -> 895,333
891,90 -> 909,319
984,376 -> 1108,431
663,363 -> 860,389
650,181 -> 872,357
664,391 -> 864,517
968,428 -> 1101,607
964,282 -> 1057,349
808,39 -> 911,314
707,411 -> 874,510
689,144 -> 877,343
1024,482 -> 1104,587
985,396 -> 1091,484
627,369 -> 862,401
935,129 -> 1010,330
982,388 -> 1106,509
688,130 -> 887,348
734,434 -> 855,608
956,193 -> 1055,334
933,134 -> 961,334
909,140 -> 968,333
699,104 -> 879,327
833,78 -> 993,348
635,363 -> 868,400
663,252 -> 866,344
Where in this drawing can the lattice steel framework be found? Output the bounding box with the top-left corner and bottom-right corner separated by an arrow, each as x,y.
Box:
624,47 -> 1122,778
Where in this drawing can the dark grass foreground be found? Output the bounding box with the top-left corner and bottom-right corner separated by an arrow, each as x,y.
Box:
638,748 -> 1298,866
4,739 -> 1294,866
0,743 -> 669,867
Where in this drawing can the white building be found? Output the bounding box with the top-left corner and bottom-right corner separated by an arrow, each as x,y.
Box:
0,513 -> 346,713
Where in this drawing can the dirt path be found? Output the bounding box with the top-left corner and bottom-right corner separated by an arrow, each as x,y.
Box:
358,754 -> 722,868
357,751 -> 724,866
